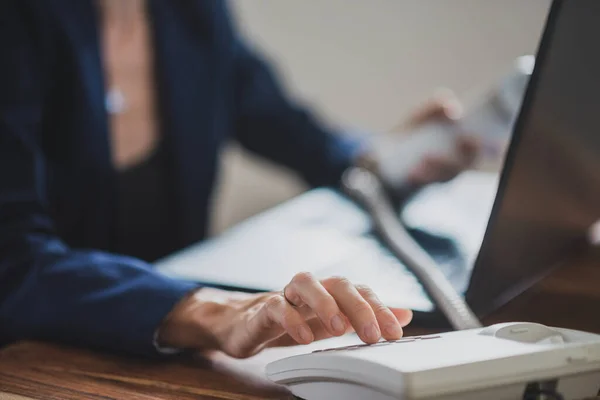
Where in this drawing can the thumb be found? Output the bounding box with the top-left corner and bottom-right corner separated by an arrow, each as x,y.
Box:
399,88 -> 463,131
390,308 -> 414,327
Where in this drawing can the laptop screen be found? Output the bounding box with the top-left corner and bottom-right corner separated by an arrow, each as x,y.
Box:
466,0 -> 600,316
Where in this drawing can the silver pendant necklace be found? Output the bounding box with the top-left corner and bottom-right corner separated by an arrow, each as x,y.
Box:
105,87 -> 128,115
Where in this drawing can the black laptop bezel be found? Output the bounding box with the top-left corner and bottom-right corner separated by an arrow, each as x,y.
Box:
462,0 -> 565,318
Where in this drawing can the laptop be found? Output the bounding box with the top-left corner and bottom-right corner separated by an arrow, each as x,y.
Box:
156,0 -> 600,327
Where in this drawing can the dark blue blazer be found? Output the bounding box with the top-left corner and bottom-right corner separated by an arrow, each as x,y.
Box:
0,0 -> 362,356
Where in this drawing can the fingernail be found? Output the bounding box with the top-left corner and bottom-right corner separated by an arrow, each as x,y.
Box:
298,326 -> 314,343
385,323 -> 403,338
331,315 -> 345,334
364,323 -> 380,342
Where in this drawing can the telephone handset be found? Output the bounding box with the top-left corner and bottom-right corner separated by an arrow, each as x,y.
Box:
370,55 -> 535,191
340,166 -> 481,330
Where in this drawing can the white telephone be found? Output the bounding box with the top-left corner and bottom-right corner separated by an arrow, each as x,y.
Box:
266,322 -> 600,400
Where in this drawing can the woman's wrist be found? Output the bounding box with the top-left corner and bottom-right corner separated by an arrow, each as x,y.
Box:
156,287 -> 233,352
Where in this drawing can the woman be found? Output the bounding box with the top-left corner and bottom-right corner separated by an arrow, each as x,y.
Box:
0,0 -> 475,358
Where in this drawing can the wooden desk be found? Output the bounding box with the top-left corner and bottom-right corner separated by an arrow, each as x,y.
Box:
2,249 -> 599,400
0,341 -> 294,400
482,247 -> 600,334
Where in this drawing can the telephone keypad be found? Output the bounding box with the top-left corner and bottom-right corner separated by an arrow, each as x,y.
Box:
312,335 -> 441,353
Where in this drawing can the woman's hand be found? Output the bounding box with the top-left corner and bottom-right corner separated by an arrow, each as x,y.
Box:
356,90 -> 480,196
158,272 -> 413,358
400,90 -> 479,187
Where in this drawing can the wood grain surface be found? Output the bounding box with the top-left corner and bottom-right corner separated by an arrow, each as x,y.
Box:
0,342 -> 293,400
482,247 -> 600,334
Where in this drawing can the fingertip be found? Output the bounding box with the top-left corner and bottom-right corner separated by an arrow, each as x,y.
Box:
363,323 -> 382,344
392,308 -> 414,327
433,87 -> 463,119
382,322 -> 403,340
331,314 -> 347,336
297,325 -> 315,344
444,100 -> 463,120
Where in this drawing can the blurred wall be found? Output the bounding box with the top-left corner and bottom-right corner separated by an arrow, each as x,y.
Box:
210,0 -> 552,235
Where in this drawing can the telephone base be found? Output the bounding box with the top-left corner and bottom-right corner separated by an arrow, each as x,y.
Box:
266,323 -> 600,400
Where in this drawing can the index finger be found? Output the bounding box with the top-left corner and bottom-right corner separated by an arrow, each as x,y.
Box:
321,277 -> 381,344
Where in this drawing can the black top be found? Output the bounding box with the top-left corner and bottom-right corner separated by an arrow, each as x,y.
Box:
114,144 -> 176,262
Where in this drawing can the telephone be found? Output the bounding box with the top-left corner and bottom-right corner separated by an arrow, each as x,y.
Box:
265,47 -> 600,399
266,164 -> 600,400
266,322 -> 600,400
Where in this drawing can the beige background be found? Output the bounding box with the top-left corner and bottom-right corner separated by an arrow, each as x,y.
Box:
210,0 -> 552,235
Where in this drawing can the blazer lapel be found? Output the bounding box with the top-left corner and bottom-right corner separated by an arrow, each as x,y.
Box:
57,0 -> 111,169
54,0 -> 115,248
147,0 -> 220,245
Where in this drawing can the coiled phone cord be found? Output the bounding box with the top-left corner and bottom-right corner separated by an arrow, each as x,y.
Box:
341,166 -> 482,331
